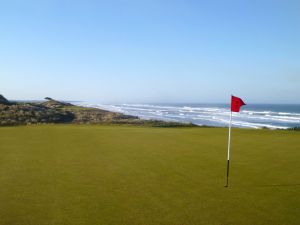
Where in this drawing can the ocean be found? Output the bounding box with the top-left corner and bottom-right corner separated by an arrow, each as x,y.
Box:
78,103 -> 300,129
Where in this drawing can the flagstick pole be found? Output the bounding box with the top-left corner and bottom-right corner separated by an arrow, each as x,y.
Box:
225,111 -> 232,187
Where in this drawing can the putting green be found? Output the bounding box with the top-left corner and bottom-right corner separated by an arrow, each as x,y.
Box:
0,125 -> 299,225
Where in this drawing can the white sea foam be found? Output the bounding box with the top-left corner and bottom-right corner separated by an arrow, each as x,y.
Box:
76,102 -> 300,129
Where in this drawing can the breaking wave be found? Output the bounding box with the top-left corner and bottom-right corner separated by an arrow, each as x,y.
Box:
77,103 -> 300,129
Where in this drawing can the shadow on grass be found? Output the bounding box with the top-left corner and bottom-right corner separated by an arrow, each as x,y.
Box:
225,184 -> 300,189
257,184 -> 300,187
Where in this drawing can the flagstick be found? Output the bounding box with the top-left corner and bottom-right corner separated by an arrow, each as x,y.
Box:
225,111 -> 232,187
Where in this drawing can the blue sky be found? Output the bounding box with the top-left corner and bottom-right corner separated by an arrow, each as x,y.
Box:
0,0 -> 299,104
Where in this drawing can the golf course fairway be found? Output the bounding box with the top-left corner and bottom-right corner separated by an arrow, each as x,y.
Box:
0,125 -> 299,225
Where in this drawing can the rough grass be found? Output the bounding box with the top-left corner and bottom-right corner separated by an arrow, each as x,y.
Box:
0,125 -> 299,225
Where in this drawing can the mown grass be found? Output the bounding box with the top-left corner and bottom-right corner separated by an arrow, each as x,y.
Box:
0,125 -> 299,225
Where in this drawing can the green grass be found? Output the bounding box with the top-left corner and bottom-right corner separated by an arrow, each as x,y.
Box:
0,125 -> 299,225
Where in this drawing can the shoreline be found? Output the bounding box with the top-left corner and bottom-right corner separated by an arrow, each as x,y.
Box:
1,96 -> 299,130
77,102 -> 300,130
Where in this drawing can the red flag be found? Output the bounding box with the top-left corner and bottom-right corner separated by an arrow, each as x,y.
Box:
231,95 -> 246,112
